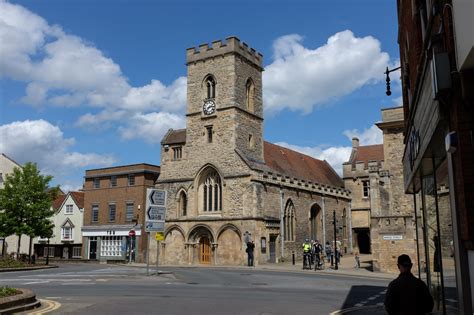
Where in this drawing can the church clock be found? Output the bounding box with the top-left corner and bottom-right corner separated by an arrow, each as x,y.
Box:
203,99 -> 216,115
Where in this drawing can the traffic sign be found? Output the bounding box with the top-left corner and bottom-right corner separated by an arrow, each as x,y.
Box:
155,232 -> 164,241
147,206 -> 166,221
145,221 -> 165,232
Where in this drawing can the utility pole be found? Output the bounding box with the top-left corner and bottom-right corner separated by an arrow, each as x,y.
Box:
333,210 -> 338,270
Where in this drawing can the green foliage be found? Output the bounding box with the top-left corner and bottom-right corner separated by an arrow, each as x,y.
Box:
0,162 -> 58,243
0,286 -> 20,298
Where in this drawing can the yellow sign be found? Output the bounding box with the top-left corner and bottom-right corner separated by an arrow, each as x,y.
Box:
155,232 -> 164,241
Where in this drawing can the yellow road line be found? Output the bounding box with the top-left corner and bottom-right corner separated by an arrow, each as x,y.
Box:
28,299 -> 61,314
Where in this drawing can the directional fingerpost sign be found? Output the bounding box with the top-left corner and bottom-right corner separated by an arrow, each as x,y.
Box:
145,189 -> 167,232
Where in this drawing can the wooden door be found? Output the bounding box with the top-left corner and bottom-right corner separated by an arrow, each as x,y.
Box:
199,237 -> 211,264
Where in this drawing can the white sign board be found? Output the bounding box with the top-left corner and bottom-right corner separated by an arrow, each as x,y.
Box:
383,235 -> 403,240
145,189 -> 167,232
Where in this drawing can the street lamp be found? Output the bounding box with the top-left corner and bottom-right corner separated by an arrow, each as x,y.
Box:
385,66 -> 401,96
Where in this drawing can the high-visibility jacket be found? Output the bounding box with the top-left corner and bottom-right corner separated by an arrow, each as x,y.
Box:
303,243 -> 311,253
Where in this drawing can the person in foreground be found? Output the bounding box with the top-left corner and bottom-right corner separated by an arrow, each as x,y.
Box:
384,254 -> 434,315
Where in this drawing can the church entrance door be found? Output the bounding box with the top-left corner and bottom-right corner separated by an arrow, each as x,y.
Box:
199,237 -> 211,264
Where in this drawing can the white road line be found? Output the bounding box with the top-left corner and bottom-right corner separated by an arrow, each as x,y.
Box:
23,281 -> 50,285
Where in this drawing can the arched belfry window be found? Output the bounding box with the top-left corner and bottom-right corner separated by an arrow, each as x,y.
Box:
205,75 -> 216,99
245,78 -> 255,112
284,200 -> 295,241
178,190 -> 187,216
198,167 -> 222,212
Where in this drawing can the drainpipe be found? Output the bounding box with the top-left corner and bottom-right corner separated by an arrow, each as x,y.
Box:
280,187 -> 284,261
348,201 -> 353,253
322,195 -> 326,247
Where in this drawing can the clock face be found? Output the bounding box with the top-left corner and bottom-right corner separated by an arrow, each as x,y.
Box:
203,100 -> 216,115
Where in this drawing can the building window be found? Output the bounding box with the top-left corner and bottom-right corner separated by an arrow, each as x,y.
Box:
248,134 -> 254,149
126,202 -> 134,222
72,247 -> 82,258
100,236 -> 123,257
62,226 -> 72,240
44,247 -> 55,258
109,203 -> 116,222
178,191 -> 187,216
92,204 -> 99,222
93,178 -> 100,189
245,78 -> 255,112
65,204 -> 73,214
362,180 -> 370,198
110,175 -> 117,187
128,174 -> 135,186
173,147 -> 182,160
205,75 -> 216,99
199,168 -> 222,212
284,200 -> 295,241
207,126 -> 213,143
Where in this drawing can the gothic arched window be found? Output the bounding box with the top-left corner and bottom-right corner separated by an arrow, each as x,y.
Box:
199,168 -> 222,212
245,78 -> 254,112
284,200 -> 295,241
178,190 -> 187,216
205,76 -> 216,99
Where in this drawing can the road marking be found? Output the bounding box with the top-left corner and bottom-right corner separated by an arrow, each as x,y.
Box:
23,281 -> 50,285
28,299 -> 61,314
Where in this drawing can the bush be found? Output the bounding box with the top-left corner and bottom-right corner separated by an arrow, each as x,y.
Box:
0,286 -> 20,298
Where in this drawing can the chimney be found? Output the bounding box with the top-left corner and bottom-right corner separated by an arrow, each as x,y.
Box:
352,137 -> 359,148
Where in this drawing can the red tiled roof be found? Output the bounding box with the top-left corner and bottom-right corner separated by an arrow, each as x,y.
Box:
52,194 -> 66,211
351,144 -> 384,167
264,142 -> 343,187
70,191 -> 84,209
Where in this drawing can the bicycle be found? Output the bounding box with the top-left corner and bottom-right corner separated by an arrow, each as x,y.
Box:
303,252 -> 312,270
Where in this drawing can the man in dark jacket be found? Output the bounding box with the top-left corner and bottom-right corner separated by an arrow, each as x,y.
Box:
384,254 -> 434,315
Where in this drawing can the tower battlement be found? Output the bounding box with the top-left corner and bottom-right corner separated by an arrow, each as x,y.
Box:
186,36 -> 263,68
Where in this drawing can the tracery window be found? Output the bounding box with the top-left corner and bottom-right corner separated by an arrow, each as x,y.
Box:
205,76 -> 216,99
200,168 -> 222,212
284,200 -> 295,241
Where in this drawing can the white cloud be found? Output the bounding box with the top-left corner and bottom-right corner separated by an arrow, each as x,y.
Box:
0,0 -> 185,112
264,31 -> 390,113
118,112 -> 186,144
0,119 -> 116,175
275,142 -> 352,176
343,125 -> 382,145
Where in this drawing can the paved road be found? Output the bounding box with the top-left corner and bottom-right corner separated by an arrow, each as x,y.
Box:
0,263 -> 390,314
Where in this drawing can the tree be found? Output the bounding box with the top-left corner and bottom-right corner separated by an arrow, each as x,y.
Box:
0,162 -> 58,260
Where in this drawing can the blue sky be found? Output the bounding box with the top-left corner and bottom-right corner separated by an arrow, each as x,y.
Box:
0,0 -> 402,191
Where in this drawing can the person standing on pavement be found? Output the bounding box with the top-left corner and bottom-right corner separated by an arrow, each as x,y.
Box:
384,254 -> 433,315
246,240 -> 255,266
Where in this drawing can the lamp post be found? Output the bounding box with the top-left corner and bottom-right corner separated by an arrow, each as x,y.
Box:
333,210 -> 338,270
384,66 -> 401,96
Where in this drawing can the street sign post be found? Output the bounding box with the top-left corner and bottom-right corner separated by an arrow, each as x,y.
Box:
145,188 -> 167,275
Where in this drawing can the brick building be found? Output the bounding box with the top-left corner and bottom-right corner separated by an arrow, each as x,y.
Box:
152,37 -> 351,266
82,164 -> 160,263
396,0 -> 474,313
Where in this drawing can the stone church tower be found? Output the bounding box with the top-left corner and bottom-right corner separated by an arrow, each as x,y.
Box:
153,37 -> 350,266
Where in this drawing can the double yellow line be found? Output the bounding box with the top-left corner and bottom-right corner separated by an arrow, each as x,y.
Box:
28,299 -> 61,314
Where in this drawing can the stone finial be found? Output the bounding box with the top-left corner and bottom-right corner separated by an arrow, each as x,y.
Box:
352,137 -> 360,148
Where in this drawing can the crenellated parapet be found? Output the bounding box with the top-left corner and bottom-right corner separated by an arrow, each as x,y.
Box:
254,171 -> 351,200
186,36 -> 263,68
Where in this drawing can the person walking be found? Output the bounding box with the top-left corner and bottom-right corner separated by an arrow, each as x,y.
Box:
384,254 -> 433,315
246,240 -> 255,267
